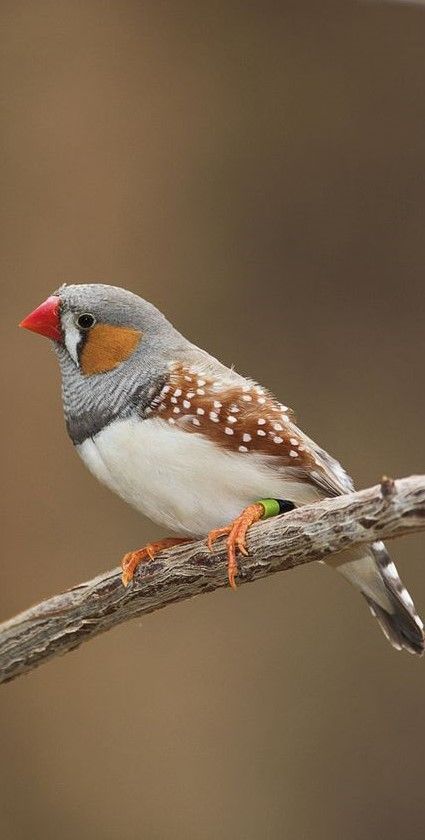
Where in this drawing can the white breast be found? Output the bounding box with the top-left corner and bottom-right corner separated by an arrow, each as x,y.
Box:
77,416 -> 322,536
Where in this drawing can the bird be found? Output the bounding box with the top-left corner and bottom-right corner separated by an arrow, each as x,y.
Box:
19,282 -> 424,654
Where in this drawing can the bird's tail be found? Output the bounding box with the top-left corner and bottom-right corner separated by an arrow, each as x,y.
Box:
336,541 -> 424,655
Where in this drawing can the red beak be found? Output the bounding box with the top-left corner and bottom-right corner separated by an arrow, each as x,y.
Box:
19,295 -> 62,341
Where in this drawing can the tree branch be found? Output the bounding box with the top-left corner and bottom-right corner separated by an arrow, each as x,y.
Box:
1,475 -> 424,684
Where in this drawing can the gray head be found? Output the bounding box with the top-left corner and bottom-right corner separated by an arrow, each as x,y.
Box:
20,283 -> 188,443
56,283 -> 179,367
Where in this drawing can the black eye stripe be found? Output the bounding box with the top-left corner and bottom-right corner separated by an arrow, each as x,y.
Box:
77,313 -> 96,330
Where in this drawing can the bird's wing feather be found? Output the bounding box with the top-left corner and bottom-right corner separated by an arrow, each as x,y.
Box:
146,362 -> 353,500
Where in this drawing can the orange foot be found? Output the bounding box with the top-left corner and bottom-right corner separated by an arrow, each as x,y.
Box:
121,537 -> 190,587
207,503 -> 264,590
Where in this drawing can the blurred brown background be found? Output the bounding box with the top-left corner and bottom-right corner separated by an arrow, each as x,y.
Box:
1,1 -> 425,838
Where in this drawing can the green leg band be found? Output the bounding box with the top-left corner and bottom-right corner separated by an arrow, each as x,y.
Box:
258,498 -> 281,519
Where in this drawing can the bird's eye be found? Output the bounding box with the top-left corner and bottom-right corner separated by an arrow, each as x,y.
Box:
77,313 -> 96,330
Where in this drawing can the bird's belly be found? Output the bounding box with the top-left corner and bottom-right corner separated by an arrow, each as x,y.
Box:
77,416 -> 321,536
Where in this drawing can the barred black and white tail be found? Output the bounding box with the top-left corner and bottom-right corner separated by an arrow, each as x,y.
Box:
366,541 -> 424,655
338,541 -> 424,655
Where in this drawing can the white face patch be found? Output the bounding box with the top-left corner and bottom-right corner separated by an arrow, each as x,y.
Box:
61,310 -> 82,366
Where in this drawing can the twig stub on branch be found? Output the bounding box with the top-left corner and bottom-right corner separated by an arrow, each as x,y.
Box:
381,475 -> 396,500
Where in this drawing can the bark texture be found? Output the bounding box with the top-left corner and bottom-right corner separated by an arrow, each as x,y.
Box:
1,475 -> 424,684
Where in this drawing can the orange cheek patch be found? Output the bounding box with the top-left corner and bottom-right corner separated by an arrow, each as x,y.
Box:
80,324 -> 142,375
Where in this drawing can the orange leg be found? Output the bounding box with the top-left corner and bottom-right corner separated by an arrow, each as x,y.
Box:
207,503 -> 264,590
121,537 -> 190,587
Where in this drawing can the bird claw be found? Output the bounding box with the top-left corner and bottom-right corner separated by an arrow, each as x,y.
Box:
121,538 -> 189,586
207,527 -> 229,551
207,503 -> 264,589
236,537 -> 249,557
